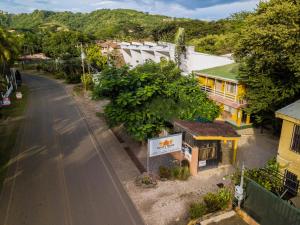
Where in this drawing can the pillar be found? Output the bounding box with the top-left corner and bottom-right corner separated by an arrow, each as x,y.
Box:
233,140 -> 238,164
236,109 -> 242,127
190,147 -> 199,176
246,114 -> 251,125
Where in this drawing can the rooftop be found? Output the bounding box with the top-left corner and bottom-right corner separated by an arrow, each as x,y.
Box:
174,120 -> 240,138
196,63 -> 239,81
276,99 -> 300,121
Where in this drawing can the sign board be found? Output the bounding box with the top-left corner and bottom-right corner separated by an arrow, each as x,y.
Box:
182,143 -> 192,161
2,97 -> 11,106
148,133 -> 182,157
198,160 -> 207,167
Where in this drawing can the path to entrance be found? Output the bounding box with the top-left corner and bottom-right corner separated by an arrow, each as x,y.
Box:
0,74 -> 144,225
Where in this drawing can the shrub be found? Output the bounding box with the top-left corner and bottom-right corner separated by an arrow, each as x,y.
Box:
159,166 -> 171,179
203,188 -> 232,213
181,159 -> 190,168
179,166 -> 190,180
135,173 -> 157,188
189,202 -> 207,219
81,73 -> 93,91
170,166 -> 181,179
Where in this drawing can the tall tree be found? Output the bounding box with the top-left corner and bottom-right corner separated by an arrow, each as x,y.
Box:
174,27 -> 186,67
42,30 -> 89,59
234,0 -> 300,127
93,60 -> 220,140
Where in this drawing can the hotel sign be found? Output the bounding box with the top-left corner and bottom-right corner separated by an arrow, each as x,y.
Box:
148,133 -> 182,157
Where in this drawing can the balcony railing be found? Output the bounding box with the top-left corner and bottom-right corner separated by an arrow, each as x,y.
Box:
200,85 -> 246,105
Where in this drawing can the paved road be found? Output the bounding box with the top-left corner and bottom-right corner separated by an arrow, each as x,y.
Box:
0,74 -> 145,225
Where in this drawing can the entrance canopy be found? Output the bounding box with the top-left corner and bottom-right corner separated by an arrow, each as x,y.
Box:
173,120 -> 240,141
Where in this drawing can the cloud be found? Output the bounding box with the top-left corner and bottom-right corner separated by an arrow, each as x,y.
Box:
0,0 -> 260,20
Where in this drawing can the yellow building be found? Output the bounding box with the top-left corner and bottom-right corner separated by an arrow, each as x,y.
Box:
194,63 -> 251,128
276,100 -> 300,187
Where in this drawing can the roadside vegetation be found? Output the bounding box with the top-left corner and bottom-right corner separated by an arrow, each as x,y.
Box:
0,85 -> 29,190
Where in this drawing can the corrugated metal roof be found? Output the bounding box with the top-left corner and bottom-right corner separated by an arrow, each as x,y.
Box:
276,99 -> 300,121
173,120 -> 240,138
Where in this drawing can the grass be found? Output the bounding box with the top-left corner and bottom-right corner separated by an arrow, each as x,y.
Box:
0,85 -> 29,191
197,63 -> 239,80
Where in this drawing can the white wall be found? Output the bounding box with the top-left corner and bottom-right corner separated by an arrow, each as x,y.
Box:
120,42 -> 234,73
186,51 -> 234,73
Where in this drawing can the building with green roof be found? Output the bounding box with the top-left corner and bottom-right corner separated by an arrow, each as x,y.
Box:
193,63 -> 251,128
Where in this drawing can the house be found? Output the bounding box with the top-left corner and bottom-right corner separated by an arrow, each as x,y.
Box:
172,120 -> 240,176
276,99 -> 300,194
119,41 -> 233,74
96,40 -> 120,55
194,63 -> 251,128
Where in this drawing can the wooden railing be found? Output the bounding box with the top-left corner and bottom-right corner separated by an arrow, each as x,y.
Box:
200,85 -> 246,104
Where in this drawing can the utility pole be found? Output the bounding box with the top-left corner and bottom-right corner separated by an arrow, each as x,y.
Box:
80,43 -> 86,75
238,162 -> 245,208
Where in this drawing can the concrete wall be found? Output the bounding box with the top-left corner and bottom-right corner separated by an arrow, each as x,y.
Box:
119,42 -> 234,73
277,119 -> 300,177
186,51 -> 234,73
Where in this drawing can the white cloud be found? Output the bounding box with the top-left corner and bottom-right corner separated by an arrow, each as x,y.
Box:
90,0 -> 260,20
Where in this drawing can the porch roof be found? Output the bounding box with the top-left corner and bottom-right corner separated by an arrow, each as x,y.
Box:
173,120 -> 240,140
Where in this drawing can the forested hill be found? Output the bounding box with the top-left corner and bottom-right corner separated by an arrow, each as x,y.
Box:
0,9 -> 232,42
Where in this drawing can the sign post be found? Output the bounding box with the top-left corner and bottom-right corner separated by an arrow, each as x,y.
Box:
147,133 -> 182,173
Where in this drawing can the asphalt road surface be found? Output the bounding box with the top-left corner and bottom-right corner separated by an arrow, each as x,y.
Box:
0,74 -> 145,225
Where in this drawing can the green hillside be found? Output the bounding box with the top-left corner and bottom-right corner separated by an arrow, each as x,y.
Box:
0,9 -> 228,41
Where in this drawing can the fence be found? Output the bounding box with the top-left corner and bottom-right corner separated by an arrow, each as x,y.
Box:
242,179 -> 300,225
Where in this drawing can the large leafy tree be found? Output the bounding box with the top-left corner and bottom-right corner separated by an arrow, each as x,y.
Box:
234,0 -> 300,126
85,44 -> 107,71
93,60 -> 220,140
42,30 -> 89,59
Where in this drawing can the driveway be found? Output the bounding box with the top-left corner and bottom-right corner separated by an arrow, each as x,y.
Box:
0,74 -> 144,225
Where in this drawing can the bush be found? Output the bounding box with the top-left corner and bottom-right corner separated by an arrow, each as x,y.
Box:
181,159 -> 190,168
203,188 -> 232,213
135,173 -> 157,188
159,166 -> 171,179
170,166 -> 181,179
179,166 -> 190,180
189,202 -> 207,219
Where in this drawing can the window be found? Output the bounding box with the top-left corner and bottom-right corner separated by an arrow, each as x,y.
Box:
226,83 -> 236,94
199,143 -> 217,160
284,170 -> 299,196
291,125 -> 300,153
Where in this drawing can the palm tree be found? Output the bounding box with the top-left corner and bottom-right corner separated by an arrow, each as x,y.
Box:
0,28 -> 19,65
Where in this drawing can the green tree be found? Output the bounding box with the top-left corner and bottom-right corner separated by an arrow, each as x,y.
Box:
42,30 -> 89,59
234,0 -> 300,127
93,60 -> 219,140
174,27 -> 186,67
0,28 -> 19,65
85,44 -> 107,71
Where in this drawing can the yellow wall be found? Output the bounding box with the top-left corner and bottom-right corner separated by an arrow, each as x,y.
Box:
277,119 -> 300,177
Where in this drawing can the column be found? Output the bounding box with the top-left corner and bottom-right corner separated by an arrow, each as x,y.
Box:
236,109 -> 242,127
233,140 -> 238,164
246,114 -> 251,124
190,147 -> 199,176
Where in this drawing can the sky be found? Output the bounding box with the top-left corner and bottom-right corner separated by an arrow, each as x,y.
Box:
0,0 -> 261,20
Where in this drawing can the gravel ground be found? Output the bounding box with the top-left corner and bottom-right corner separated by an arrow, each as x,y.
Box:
125,165 -> 235,225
